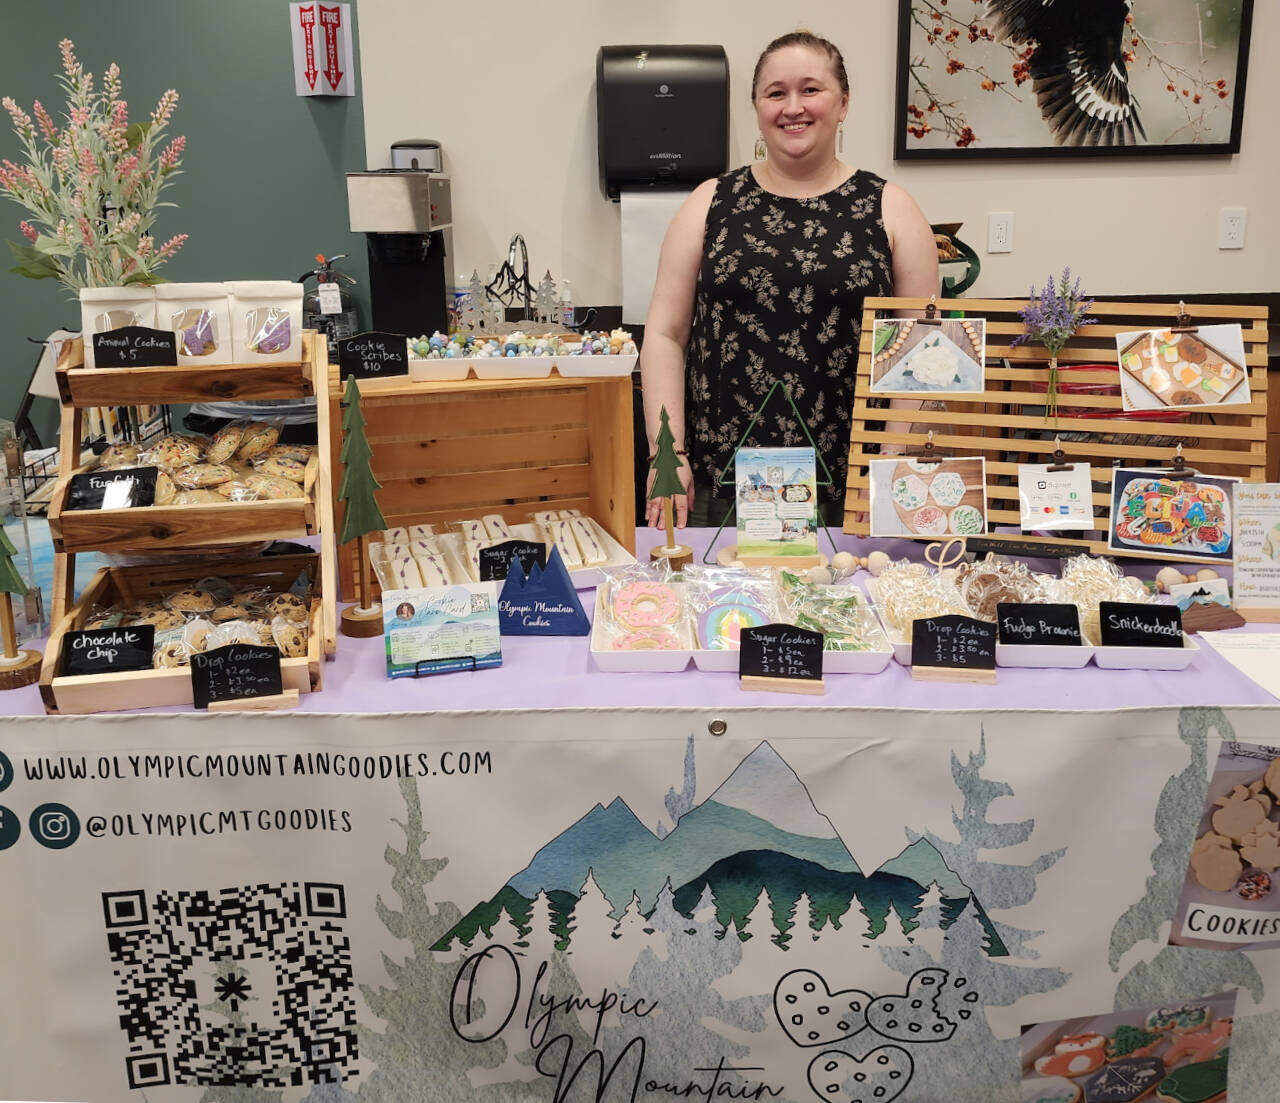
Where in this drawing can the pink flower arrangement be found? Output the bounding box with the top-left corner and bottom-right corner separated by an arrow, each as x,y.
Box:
0,38 -> 187,291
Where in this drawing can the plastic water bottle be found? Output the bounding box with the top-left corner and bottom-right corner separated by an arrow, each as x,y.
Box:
559,279 -> 575,327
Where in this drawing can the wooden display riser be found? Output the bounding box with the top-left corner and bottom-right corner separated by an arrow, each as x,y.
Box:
329,370 -> 635,604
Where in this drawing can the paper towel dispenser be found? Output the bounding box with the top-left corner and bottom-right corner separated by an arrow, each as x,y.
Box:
597,45 -> 729,201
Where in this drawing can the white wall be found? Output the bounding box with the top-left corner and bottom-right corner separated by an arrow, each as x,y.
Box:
358,0 -> 1276,302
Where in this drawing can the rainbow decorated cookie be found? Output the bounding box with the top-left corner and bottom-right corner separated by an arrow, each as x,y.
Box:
697,587 -> 769,650
1081,1057 -> 1164,1103
1154,1051 -> 1229,1103
1023,1075 -> 1082,1103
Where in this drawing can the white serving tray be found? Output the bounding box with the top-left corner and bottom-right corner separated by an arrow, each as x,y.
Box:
994,641 -> 1095,668
441,520 -> 634,591
471,357 -> 555,379
554,353 -> 638,377
590,582 -> 693,672
407,355 -> 471,381
1093,635 -> 1200,670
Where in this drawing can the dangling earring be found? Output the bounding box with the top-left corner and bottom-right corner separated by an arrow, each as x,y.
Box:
838,122 -> 845,153
754,134 -> 767,160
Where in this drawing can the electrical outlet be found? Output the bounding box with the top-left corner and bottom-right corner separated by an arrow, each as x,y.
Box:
987,212 -> 1013,253
1218,207 -> 1246,250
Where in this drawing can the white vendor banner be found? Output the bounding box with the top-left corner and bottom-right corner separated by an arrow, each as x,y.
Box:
2,706 -> 1279,1102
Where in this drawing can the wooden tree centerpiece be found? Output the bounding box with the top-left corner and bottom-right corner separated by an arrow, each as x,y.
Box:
649,405 -> 693,571
337,374 -> 389,637
0,526 -> 41,688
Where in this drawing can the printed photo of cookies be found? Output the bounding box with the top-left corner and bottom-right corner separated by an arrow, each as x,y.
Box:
1116,323 -> 1250,412
869,316 -> 987,395
1021,992 -> 1235,1103
1171,740 -> 1280,952
869,456 -> 987,539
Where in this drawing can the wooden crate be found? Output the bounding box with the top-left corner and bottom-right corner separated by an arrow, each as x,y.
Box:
329,371 -> 635,602
844,297 -> 1269,556
39,554 -> 323,715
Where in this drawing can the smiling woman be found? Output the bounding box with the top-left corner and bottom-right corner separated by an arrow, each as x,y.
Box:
639,30 -> 938,529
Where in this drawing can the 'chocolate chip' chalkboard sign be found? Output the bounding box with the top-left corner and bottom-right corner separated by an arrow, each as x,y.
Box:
479,540 -> 547,583
338,331 -> 408,380
995,603 -> 1083,647
740,624 -> 823,683
1098,601 -> 1184,648
60,626 -> 155,676
190,644 -> 283,709
92,327 -> 179,368
912,614 -> 996,671
67,467 -> 158,511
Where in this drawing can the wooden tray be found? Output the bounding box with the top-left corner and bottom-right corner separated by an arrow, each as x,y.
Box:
39,553 -> 324,715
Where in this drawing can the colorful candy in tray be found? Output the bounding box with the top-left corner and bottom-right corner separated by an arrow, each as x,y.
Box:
409,328 -> 636,360
1113,477 -> 1231,556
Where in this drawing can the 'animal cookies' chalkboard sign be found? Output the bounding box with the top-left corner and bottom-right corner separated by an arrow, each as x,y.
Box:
92,327 -> 179,368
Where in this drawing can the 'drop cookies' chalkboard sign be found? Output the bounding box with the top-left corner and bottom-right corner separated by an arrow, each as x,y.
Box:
1098,601 -> 1184,648
911,614 -> 997,683
93,327 -> 179,368
190,644 -> 283,709
479,540 -> 547,583
996,603 -> 1083,647
740,623 -> 825,695
339,332 -> 408,380
60,626 -> 155,676
67,467 -> 158,511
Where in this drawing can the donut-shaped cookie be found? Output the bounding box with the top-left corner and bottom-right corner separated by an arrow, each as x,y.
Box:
612,580 -> 679,628
612,628 -> 682,650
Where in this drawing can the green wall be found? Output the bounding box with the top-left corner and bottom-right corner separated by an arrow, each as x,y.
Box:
0,0 -> 370,445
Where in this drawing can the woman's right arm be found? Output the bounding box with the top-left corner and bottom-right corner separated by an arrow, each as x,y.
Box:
639,178 -> 717,527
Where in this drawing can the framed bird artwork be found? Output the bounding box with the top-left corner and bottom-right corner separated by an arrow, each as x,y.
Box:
894,0 -> 1253,158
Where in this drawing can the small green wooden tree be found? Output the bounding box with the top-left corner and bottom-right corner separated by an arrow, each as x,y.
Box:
0,526 -> 28,664
648,405 -> 687,553
338,375 -> 388,613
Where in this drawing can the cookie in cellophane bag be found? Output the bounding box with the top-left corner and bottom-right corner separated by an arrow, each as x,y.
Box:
591,564 -> 692,671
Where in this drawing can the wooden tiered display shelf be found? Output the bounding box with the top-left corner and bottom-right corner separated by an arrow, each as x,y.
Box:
42,333 -> 337,710
844,297 -> 1269,556
328,370 -> 635,603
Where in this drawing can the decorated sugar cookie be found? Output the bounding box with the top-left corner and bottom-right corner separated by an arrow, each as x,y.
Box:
892,474 -> 929,511
1106,1024 -> 1165,1061
1153,1050 -> 1229,1103
912,505 -> 948,536
930,471 -> 966,507
698,587 -> 768,650
949,504 -> 984,535
1023,1076 -> 1082,1103
1080,1056 -> 1164,1103
1144,1003 -> 1211,1034
1161,1019 -> 1231,1066
1033,1034 -> 1106,1079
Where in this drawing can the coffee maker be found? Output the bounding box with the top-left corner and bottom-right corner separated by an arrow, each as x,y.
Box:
346,152 -> 454,336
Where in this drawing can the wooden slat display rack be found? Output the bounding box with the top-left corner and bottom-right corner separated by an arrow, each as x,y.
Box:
41,333 -> 338,712
844,296 -> 1269,556
328,371 -> 635,603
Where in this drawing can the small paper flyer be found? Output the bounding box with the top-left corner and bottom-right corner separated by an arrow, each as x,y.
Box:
382,582 -> 502,679
734,447 -> 818,559
1233,481 -> 1280,613
1016,462 -> 1093,531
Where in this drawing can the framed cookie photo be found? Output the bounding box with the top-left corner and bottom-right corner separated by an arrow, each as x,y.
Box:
868,316 -> 986,395
868,456 -> 987,539
1170,740 -> 1280,952
1115,323 -> 1250,412
1107,468 -> 1238,563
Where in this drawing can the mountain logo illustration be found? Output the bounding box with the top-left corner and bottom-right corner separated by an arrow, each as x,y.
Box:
433,741 -> 1006,954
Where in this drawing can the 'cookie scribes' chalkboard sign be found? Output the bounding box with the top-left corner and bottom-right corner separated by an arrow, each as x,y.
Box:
61,626 -> 155,676
740,623 -> 825,695
1098,601 -> 1184,648
92,327 -> 179,368
190,644 -> 283,709
67,467 -> 158,511
479,540 -> 547,583
338,332 -> 408,380
911,614 -> 997,683
995,603 -> 1083,647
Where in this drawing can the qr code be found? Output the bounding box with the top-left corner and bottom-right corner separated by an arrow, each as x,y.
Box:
103,882 -> 355,1089
470,592 -> 491,613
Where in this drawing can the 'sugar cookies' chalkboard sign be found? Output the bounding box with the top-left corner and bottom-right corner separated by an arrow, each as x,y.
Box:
339,332 -> 408,380
740,623 -> 824,695
911,614 -> 996,683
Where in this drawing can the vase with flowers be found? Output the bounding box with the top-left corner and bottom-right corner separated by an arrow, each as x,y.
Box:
1,38 -> 186,293
1013,268 -> 1095,423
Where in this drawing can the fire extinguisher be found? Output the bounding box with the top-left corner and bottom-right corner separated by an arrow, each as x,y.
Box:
300,253 -> 359,359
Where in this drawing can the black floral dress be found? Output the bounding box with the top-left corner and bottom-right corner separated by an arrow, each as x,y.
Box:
685,166 -> 894,503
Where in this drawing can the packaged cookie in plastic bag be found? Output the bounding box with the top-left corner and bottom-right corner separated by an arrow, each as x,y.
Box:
271,615 -> 310,658
682,565 -> 776,651
1059,553 -> 1152,645
596,563 -> 691,651
156,282 -> 232,365
233,419 -> 283,462
228,280 -> 303,362
869,557 -> 969,643
777,569 -> 888,652
953,553 -> 1050,622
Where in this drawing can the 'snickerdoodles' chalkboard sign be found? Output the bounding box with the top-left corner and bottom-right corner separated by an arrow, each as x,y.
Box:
995,603 -> 1083,647
60,626 -> 155,676
92,327 -> 179,368
1099,601 -> 1184,648
911,614 -> 996,682
339,332 -> 408,381
190,644 -> 284,709
740,623 -> 824,694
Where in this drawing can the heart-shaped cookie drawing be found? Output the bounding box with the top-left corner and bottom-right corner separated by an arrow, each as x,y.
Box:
775,970 -> 871,1047
865,968 -> 957,1043
807,1046 -> 913,1103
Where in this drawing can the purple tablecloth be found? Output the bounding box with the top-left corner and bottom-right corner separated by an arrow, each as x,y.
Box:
6,528 -> 1277,716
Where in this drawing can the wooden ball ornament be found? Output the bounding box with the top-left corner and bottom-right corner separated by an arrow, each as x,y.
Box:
866,550 -> 891,577
340,602 -> 385,638
1154,566 -> 1221,594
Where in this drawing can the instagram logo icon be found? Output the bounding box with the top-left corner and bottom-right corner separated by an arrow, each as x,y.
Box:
30,803 -> 79,849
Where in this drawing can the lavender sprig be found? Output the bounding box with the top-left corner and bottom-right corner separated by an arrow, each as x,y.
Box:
1013,268 -> 1096,356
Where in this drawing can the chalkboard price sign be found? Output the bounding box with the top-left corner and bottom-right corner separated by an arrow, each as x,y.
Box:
190,644 -> 284,709
478,540 -> 547,583
740,623 -> 824,691
995,603 -> 1083,647
60,626 -> 155,677
1098,601 -> 1184,648
911,614 -> 996,682
67,467 -> 158,511
338,331 -> 408,380
92,327 -> 179,368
